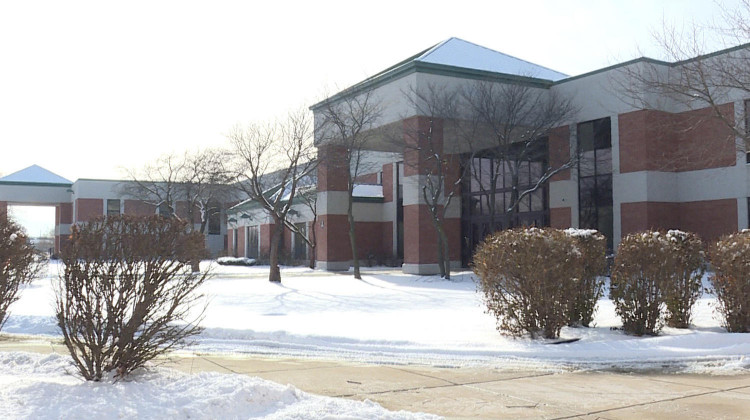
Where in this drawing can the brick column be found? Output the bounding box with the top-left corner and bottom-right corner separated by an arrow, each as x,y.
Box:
55,202 -> 73,255
0,201 -> 7,221
401,116 -> 459,275
315,145 -> 352,270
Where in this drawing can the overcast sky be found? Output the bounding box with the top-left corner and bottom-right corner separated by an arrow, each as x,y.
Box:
1,0 -> 743,185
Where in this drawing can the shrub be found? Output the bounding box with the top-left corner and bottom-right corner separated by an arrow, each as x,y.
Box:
709,230 -> 750,332
473,227 -> 578,339
611,232 -> 675,336
663,230 -> 705,328
55,215 -> 209,381
0,217 -> 42,331
565,229 -> 607,327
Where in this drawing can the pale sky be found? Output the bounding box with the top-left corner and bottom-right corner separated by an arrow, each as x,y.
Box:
0,0 -> 742,183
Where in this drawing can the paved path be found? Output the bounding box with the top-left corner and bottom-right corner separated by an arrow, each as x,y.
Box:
2,337 -> 749,419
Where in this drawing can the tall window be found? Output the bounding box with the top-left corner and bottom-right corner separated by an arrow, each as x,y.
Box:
293,222 -> 307,260
578,117 -> 613,251
208,204 -> 221,235
106,199 -> 120,216
247,226 -> 259,259
460,141 -> 549,265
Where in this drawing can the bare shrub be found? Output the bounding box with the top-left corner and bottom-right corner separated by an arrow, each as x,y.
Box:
0,217 -> 42,330
473,228 -> 578,339
565,229 -> 607,327
56,215 -> 208,381
664,230 -> 705,328
709,230 -> 750,332
611,232 -> 675,336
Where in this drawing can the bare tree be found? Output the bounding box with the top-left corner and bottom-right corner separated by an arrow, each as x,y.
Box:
617,1 -> 750,156
462,81 -> 578,231
400,83 -> 465,278
229,109 -> 315,283
316,90 -> 382,280
122,150 -> 233,234
0,217 -> 42,331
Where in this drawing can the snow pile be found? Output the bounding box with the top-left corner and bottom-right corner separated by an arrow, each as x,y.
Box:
563,228 -> 599,238
217,257 -> 257,266
0,352 -> 438,420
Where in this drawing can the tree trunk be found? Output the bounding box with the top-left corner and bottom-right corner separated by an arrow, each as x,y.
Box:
437,224 -> 450,280
268,221 -> 283,283
308,245 -> 316,269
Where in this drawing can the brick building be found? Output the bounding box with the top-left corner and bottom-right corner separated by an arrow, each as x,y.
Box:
227,37 -> 749,275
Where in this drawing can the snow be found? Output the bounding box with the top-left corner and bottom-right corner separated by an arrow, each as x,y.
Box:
352,184 -> 383,198
217,256 -> 257,266
0,165 -> 72,184
564,228 -> 599,238
4,261 -> 750,374
0,352 -> 437,420
417,38 -> 568,81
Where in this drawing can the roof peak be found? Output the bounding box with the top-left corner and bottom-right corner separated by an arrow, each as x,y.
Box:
0,164 -> 72,185
414,37 -> 568,81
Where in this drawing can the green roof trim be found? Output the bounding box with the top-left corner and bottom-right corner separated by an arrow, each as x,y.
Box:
0,180 -> 72,188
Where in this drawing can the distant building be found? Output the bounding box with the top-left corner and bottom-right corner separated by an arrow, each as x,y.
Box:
0,165 -> 229,255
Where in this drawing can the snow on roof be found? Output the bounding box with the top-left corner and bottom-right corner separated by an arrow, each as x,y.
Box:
416,37 -> 568,81
353,184 -> 383,198
0,164 -> 72,184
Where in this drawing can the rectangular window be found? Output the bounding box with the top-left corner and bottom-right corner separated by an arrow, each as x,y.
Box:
578,117 -> 614,251
208,205 -> 221,235
247,226 -> 259,259
106,199 -> 120,216
293,222 -> 307,260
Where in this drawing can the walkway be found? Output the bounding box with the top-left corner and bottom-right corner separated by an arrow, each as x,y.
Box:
2,337 -> 749,419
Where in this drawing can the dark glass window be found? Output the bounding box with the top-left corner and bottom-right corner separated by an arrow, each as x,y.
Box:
106,199 -> 120,216
208,204 -> 221,235
247,226 -> 259,259
293,222 -> 307,260
578,117 -> 613,251
158,202 -> 171,218
461,139 -> 550,266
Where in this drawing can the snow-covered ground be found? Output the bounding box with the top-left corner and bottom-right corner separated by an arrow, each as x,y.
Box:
4,261 -> 750,373
0,352 -> 437,419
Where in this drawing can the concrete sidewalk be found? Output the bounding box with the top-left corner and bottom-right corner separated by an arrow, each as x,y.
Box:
2,338 -> 749,419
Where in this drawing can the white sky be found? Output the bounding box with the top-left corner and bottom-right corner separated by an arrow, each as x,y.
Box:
0,0 -> 742,186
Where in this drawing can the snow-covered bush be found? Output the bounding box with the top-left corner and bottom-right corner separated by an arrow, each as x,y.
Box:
564,229 -> 607,327
663,230 -> 705,328
217,256 -> 256,266
611,232 -> 674,336
56,215 -> 209,381
709,231 -> 750,332
0,217 -> 42,331
473,227 -> 578,339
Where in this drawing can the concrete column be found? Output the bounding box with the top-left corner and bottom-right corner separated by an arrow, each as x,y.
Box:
315,145 -> 352,270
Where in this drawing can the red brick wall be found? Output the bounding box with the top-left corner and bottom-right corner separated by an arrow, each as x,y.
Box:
260,224 -> 273,257
57,203 -> 73,224
619,103 -> 735,173
443,218 -> 462,261
620,199 -> 737,242
355,172 -> 378,184
403,204 -> 439,265
237,226 -> 246,257
318,145 -> 349,192
402,116 -> 444,177
382,163 -> 393,202
680,199 -> 738,242
124,200 -> 156,216
550,207 -> 572,229
549,125 -> 571,181
227,229 -> 235,256
75,199 -> 103,222
353,222 -> 388,259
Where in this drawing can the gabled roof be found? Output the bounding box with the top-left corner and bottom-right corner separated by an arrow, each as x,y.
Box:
415,37 -> 568,81
311,37 -> 567,110
0,165 -> 72,186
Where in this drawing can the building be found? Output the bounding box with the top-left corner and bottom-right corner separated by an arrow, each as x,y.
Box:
0,165 -> 229,255
228,37 -> 749,275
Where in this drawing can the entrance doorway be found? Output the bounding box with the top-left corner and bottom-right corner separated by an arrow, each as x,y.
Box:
7,205 -> 56,254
